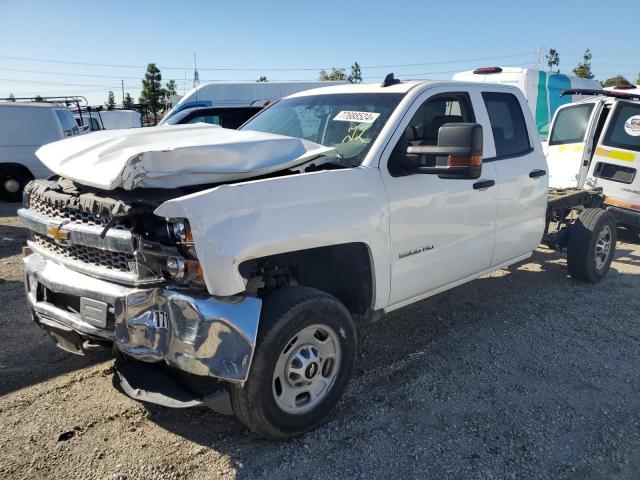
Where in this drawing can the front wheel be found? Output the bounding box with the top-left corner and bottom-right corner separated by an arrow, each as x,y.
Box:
231,286 -> 357,440
567,208 -> 617,283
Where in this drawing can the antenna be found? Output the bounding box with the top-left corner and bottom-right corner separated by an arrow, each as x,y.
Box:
193,52 -> 200,89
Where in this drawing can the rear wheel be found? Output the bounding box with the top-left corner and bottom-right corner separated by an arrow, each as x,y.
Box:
1,167 -> 32,202
567,208 -> 617,283
231,286 -> 357,440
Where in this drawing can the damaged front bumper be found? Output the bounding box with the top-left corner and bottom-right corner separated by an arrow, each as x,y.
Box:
23,252 -> 262,384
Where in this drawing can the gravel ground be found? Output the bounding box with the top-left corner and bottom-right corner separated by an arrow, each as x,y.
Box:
1,201 -> 639,480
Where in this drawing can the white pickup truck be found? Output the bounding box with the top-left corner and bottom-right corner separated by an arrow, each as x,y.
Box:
19,75 -> 617,440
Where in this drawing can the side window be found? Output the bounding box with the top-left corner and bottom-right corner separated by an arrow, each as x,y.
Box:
389,93 -> 474,177
549,104 -> 595,145
482,92 -> 531,158
55,109 -> 79,137
187,114 -> 220,125
404,94 -> 474,146
602,102 -> 640,153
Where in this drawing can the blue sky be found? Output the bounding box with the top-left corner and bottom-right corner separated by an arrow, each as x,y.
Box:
1,0 -> 638,105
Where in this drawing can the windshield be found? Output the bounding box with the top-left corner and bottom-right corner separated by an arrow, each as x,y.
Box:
240,93 -> 404,165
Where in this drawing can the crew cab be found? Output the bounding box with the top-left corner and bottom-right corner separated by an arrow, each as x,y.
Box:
19,76 -> 617,440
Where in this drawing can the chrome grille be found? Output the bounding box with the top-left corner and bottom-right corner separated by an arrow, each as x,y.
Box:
28,194 -> 128,230
32,233 -> 134,273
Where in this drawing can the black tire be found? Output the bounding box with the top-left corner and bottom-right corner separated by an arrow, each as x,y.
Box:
624,225 -> 640,243
567,208 -> 617,283
0,167 -> 32,202
231,286 -> 357,440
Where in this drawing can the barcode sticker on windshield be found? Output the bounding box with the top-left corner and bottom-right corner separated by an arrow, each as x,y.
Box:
333,111 -> 380,124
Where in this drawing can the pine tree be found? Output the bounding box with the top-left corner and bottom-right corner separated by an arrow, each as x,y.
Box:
164,80 -> 178,98
122,93 -> 134,109
572,49 -> 594,79
139,63 -> 164,124
348,62 -> 362,84
105,90 -> 116,109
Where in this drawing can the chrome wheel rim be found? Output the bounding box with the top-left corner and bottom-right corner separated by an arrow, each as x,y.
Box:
4,178 -> 20,194
272,324 -> 341,415
595,225 -> 612,270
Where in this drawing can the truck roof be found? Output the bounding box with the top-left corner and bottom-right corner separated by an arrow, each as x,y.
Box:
287,80 -> 442,97
286,79 -> 526,98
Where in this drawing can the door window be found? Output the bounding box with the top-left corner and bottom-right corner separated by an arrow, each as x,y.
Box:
482,92 -> 530,158
389,93 -> 474,176
404,95 -> 474,146
602,102 -> 640,153
549,104 -> 595,146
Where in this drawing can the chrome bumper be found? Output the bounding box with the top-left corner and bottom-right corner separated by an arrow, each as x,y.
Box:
23,252 -> 262,383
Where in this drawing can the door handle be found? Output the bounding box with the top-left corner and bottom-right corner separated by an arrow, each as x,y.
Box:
473,179 -> 495,190
529,169 -> 547,178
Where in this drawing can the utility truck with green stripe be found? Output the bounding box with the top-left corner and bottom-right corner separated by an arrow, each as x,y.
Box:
453,67 -> 601,139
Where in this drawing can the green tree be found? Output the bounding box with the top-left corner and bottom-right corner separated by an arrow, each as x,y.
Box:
348,62 -> 362,83
105,90 -> 116,109
319,68 -> 347,81
572,49 -> 594,79
164,79 -> 178,98
122,93 -> 134,109
139,63 -> 165,124
34,95 -> 43,102
7,93 -> 15,101
601,75 -> 631,88
546,48 -> 560,73
257,76 -> 268,82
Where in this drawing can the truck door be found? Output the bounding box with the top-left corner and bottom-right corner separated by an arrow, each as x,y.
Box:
586,100 -> 640,215
380,88 -> 498,307
547,102 -> 601,188
480,91 -> 549,267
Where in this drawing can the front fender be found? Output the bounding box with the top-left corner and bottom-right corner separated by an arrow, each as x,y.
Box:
155,167 -> 391,309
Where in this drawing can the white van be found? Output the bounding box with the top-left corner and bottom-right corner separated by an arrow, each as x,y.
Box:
546,88 -> 640,235
160,81 -> 346,126
453,67 -> 601,140
0,102 -> 79,201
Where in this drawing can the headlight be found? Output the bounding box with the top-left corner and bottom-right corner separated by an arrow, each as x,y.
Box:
164,256 -> 205,286
165,257 -> 186,280
170,219 -> 193,243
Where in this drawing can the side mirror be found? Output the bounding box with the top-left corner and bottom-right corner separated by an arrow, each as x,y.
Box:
406,123 -> 483,179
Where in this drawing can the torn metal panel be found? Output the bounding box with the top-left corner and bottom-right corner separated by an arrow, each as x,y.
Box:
35,123 -> 334,190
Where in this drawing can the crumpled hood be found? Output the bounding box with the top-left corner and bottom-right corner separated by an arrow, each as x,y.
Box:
35,123 -> 333,190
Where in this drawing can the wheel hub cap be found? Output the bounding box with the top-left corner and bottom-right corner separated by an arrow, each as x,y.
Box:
272,324 -> 341,414
285,344 -> 320,386
595,225 -> 612,270
4,179 -> 20,194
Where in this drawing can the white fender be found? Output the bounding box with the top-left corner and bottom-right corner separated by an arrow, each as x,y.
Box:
155,167 -> 391,309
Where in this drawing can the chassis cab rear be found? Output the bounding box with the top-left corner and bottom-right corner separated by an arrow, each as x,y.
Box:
547,89 -> 640,232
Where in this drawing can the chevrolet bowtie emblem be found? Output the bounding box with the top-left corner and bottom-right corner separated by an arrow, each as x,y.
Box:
46,225 -> 70,241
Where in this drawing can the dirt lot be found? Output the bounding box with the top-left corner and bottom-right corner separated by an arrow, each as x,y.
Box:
1,201 -> 639,480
